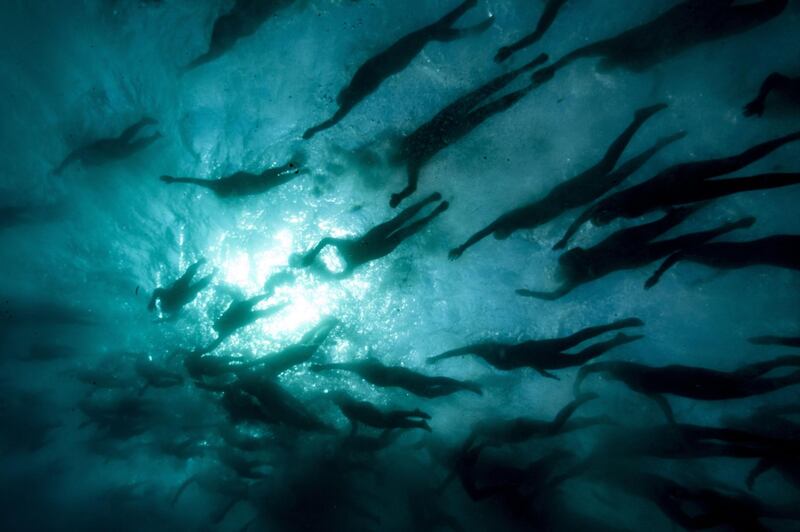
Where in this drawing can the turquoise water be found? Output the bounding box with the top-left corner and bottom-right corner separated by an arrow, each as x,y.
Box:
1,1 -> 799,530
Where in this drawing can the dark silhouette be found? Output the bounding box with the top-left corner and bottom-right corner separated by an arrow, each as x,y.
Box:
449,103 -> 680,258
557,131 -> 800,248
171,469 -> 251,526
749,335 -> 800,348
576,355 -> 800,423
311,356 -> 482,397
331,392 -> 432,432
53,117 -> 161,174
469,393 -> 601,446
587,468 -> 800,532
148,258 -> 213,317
290,192 -> 448,277
494,0 -> 568,63
252,317 -> 339,376
390,53 -> 548,207
160,153 -> 306,198
645,235 -> 800,289
17,343 -> 76,363
588,421 -> 796,463
0,202 -> 65,230
530,0 -> 788,86
224,374 -> 334,433
303,0 -> 493,139
744,72 -> 800,117
186,0 -> 296,70
203,296 -> 288,353
428,317 -> 644,377
134,358 -> 184,393
519,208 -> 755,300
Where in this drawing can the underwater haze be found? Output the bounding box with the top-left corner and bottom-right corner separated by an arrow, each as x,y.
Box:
2,0 -> 800,530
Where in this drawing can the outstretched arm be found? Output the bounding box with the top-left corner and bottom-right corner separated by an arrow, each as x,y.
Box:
449,222 -> 499,260
744,72 -> 791,117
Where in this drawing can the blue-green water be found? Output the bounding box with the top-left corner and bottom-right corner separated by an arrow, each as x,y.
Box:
1,1 -> 799,530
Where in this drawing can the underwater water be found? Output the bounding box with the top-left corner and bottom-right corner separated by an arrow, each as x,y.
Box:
1,0 -> 800,530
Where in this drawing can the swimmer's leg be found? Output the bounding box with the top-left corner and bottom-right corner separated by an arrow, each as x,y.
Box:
390,161 -> 423,208
590,103 -> 669,177
689,172 -> 800,203
118,117 -> 158,143
567,333 -> 644,366
676,130 -> 800,182
384,200 -> 449,247
369,192 -> 442,239
556,318 -> 645,351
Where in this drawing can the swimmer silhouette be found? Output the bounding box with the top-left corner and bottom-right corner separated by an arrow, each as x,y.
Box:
53,117 -> 161,175
148,258 -> 213,317
391,53 -> 549,207
586,468 -> 800,532
519,208 -> 755,300
749,335 -> 800,348
302,0 -> 493,139
744,72 -> 800,117
160,153 -> 306,198
530,0 -> 788,86
428,317 -> 644,378
331,392 -> 432,432
469,392 -> 600,447
202,296 -> 288,353
311,355 -> 482,397
449,103 -> 681,258
253,317 -> 339,376
290,192 -> 448,278
186,0 -> 295,70
645,235 -> 800,289
576,355 -> 800,423
494,0 -> 568,63
556,130 -> 800,249
232,372 -> 334,433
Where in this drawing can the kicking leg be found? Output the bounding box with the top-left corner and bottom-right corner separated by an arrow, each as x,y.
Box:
118,117 -> 157,143
555,318 -> 645,351
673,130 -> 800,182
384,200 -> 449,248
567,333 -> 644,366
390,160 -> 423,208
646,215 -> 756,274
589,103 -> 669,177
688,172 -> 800,202
369,192 -> 442,239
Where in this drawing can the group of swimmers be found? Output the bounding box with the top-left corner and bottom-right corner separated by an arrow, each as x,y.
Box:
43,0 -> 800,529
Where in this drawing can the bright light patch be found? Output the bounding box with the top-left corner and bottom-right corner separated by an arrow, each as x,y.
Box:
223,251 -> 251,287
